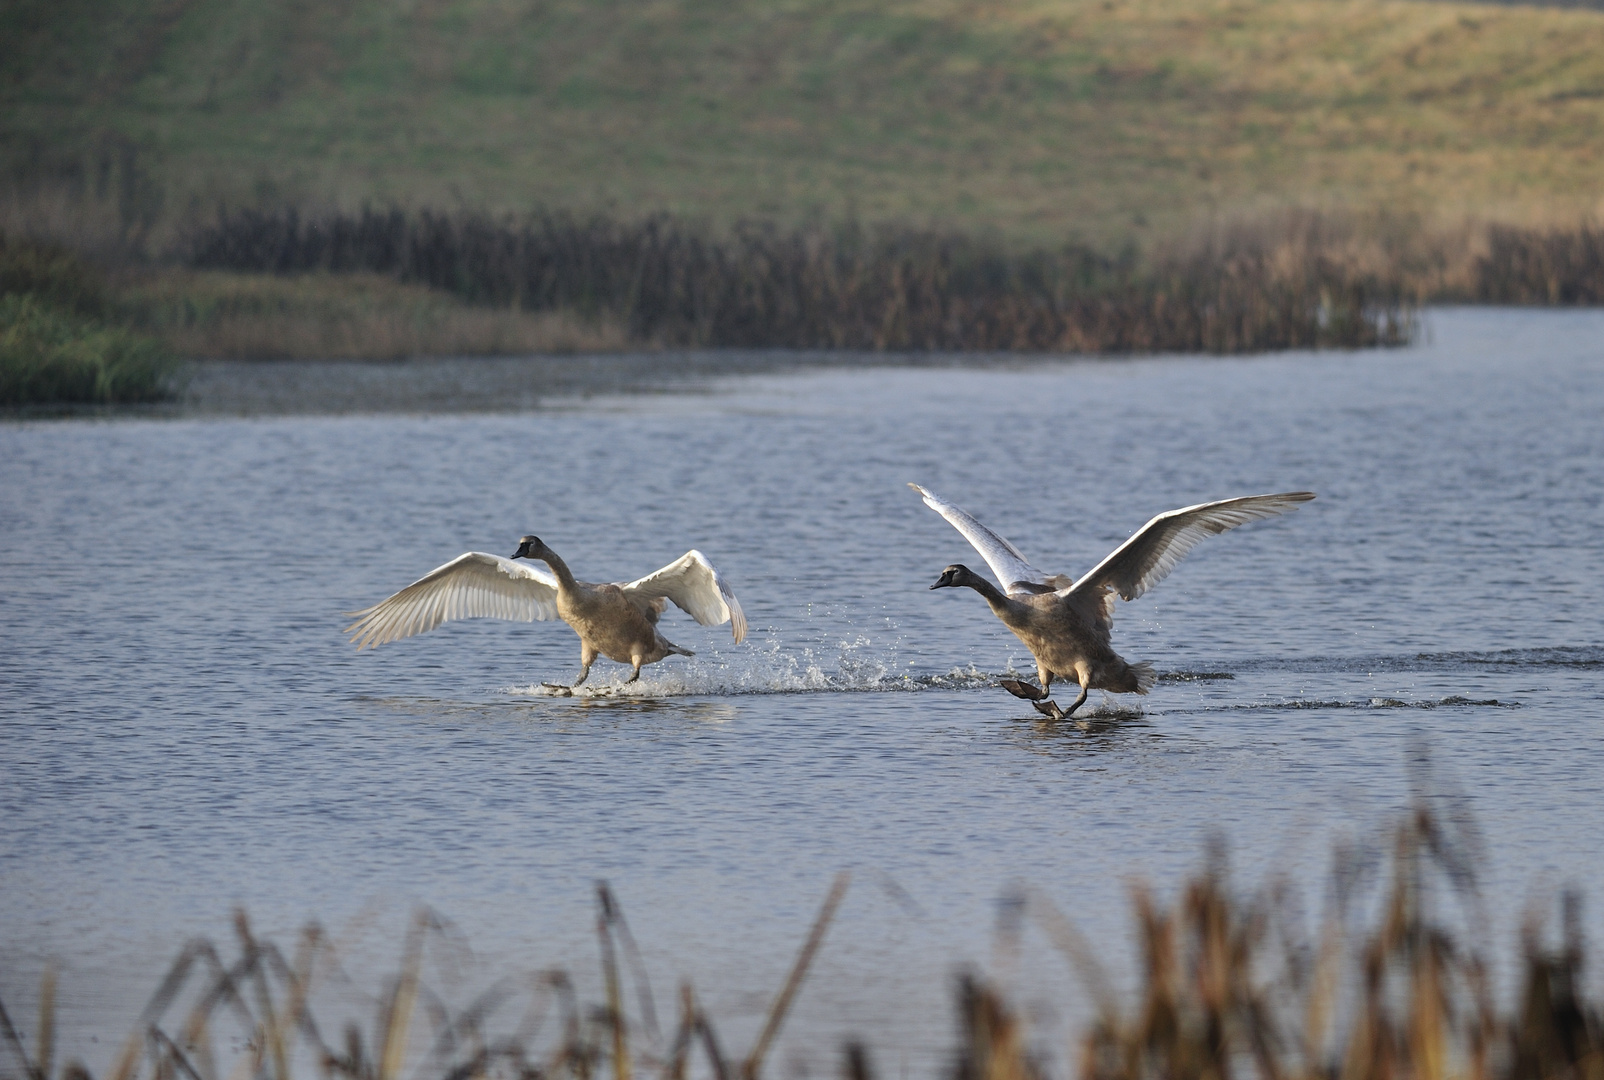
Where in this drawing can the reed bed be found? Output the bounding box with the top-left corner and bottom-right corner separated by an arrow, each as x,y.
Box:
2,807 -> 1599,1080
8,181 -> 1604,366
181,209 -> 1417,353
1474,224 -> 1604,305
117,271 -> 631,361
983,805 -> 1604,1080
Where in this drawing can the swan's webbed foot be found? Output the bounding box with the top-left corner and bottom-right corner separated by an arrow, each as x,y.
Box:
542,664 -> 590,696
1032,683 -> 1090,721
999,678 -> 1048,701
625,664 -> 643,684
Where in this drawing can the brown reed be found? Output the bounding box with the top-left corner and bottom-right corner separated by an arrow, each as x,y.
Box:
177,208 -> 1416,354
1474,225 -> 1604,305
996,806 -> 1604,1080
0,876 -> 852,1080
115,270 -> 631,361
6,166 -> 1604,363
2,810 -> 1598,1080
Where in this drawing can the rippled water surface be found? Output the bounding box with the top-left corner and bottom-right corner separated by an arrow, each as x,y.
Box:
3,309 -> 1602,1076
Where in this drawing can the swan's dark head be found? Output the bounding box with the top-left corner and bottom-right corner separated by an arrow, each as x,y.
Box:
930,564 -> 978,590
512,535 -> 545,560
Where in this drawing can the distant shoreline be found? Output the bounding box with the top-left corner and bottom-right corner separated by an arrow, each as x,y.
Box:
8,306 -> 1597,419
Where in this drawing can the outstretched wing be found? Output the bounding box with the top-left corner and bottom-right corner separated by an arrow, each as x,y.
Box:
346,552 -> 560,650
621,550 -> 747,643
909,484 -> 1065,596
1064,492 -> 1315,610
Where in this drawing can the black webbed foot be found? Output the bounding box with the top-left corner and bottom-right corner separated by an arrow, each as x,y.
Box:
999,678 -> 1048,701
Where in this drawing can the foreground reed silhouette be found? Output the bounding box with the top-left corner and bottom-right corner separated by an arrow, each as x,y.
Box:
1,811 -> 1600,1080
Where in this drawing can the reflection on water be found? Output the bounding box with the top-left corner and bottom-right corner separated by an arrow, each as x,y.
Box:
2,308 -> 1602,1078
1006,710 -> 1158,753
359,692 -> 744,728
156,349 -> 1042,417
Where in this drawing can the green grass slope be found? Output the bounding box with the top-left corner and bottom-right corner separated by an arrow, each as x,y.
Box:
4,0 -> 1603,243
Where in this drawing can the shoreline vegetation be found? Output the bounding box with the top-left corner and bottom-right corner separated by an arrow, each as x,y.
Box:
1,805 -> 1600,1080
1,200 -> 1602,406
7,0 -> 1604,404
0,233 -> 181,407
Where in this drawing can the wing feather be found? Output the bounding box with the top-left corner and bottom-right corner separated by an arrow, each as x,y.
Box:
621,550 -> 747,643
909,484 -> 1061,595
346,551 -> 560,649
1064,492 -> 1315,607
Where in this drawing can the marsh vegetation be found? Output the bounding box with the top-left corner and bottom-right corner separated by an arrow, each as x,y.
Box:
8,195 -> 1604,405
177,207 -> 1417,354
0,233 -> 178,406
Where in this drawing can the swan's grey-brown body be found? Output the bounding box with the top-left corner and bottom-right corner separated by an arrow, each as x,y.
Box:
522,537 -> 693,685
930,564 -> 1155,715
347,535 -> 746,687
915,484 -> 1313,719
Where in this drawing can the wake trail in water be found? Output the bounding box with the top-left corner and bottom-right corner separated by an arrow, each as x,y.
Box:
1199,695 -> 1520,714
502,639 -> 1594,701
1229,644 -> 1604,674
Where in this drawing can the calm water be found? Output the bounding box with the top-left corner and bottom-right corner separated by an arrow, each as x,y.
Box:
3,308 -> 1602,1077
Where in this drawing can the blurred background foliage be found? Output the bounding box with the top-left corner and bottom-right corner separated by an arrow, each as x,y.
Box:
1,0 -> 1601,398
4,0 -> 1604,241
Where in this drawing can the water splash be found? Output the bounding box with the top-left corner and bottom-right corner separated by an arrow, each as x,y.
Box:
504,635 -> 998,698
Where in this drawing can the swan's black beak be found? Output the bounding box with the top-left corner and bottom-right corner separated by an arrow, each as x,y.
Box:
930,572 -> 954,590
512,541 -> 531,560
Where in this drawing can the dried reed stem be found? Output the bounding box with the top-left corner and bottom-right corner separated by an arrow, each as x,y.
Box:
742,872 -> 852,1080
2,811 -> 1600,1080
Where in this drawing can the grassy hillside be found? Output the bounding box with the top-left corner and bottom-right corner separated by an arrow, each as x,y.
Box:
4,0 -> 1604,245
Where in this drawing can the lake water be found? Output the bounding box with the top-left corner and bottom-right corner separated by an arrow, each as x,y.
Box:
3,308 -> 1602,1079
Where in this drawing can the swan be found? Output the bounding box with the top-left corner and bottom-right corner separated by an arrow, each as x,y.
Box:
911,484 -> 1313,719
347,536 -> 747,689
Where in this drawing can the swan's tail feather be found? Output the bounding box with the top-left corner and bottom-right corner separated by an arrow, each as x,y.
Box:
1104,659 -> 1156,695
1129,661 -> 1157,695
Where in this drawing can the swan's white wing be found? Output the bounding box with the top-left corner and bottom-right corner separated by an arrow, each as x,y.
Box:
909,484 -> 1060,596
621,550 -> 747,643
346,552 -> 559,650
1064,492 -> 1315,607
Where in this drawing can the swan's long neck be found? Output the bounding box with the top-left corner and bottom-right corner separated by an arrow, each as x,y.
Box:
963,575 -> 1018,617
537,548 -> 580,593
